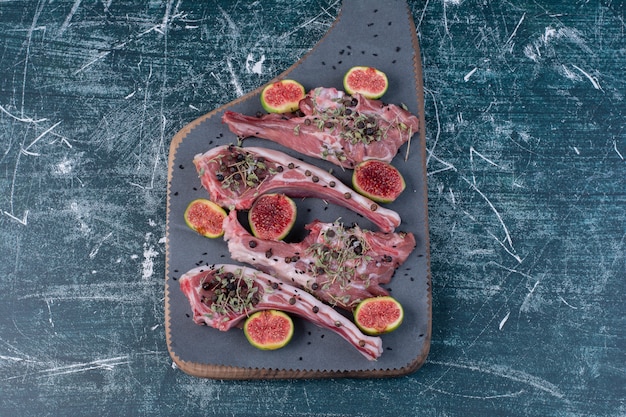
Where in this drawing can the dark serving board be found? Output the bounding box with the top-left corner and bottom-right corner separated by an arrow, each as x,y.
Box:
165,0 -> 430,379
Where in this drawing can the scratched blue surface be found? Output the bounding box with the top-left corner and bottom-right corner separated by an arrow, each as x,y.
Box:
0,1 -> 624,416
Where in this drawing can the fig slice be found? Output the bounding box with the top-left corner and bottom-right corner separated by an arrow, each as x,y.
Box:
352,159 -> 406,203
343,66 -> 388,99
354,296 -> 404,335
248,194 -> 297,240
260,79 -> 306,113
184,198 -> 227,238
243,310 -> 294,350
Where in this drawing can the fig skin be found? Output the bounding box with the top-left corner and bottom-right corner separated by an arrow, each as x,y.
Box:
244,310 -> 294,350
352,160 -> 406,203
354,296 -> 404,335
248,194 -> 297,240
343,66 -> 389,99
260,80 -> 305,113
184,199 -> 227,238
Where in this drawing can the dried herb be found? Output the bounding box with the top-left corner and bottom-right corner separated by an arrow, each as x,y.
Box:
201,267 -> 260,318
304,222 -> 372,300
211,149 -> 277,194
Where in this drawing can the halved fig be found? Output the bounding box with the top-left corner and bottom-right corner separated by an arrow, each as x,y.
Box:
260,79 -> 305,113
184,198 -> 227,238
352,159 -> 406,203
354,296 -> 404,335
248,193 -> 297,240
343,66 -> 388,99
244,310 -> 294,350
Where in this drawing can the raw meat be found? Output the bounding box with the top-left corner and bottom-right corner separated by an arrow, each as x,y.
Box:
222,87 -> 419,169
193,145 -> 401,232
179,264 -> 384,360
223,210 -> 416,310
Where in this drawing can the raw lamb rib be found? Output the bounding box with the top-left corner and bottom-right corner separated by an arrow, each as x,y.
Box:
179,264 -> 383,360
222,87 -> 420,169
223,210 -> 416,310
193,145 -> 400,232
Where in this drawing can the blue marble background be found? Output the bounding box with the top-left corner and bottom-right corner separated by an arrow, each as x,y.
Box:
0,1 -> 623,416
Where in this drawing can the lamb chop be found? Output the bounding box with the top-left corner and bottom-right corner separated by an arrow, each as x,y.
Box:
223,210 -> 416,310
222,87 -> 419,169
179,263 -> 384,360
193,145 -> 401,232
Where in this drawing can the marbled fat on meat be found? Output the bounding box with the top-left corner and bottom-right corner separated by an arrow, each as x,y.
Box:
193,145 -> 401,232
222,87 -> 419,169
179,264 -> 383,360
223,210 -> 416,310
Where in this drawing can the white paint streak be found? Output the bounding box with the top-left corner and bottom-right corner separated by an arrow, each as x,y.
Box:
470,146 -> 500,184
463,67 -> 478,82
416,0 -> 429,30
45,298 -> 55,328
614,141 -> 624,160
490,262 -> 534,279
504,13 -> 526,48
245,53 -> 265,75
276,1 -> 339,40
523,44 -> 539,62
2,210 -> 29,226
55,157 -> 74,175
559,296 -> 578,309
74,50 -> 111,75
418,382 -> 524,400
520,280 -> 540,313
89,232 -> 113,259
58,0 -> 82,36
2,356 -> 130,381
142,233 -> 158,280
425,89 -> 442,167
0,355 -> 33,362
0,104 -> 47,123
487,230 -> 522,263
462,176 -> 517,254
442,0 -> 450,37
226,58 -> 244,97
428,360 -> 565,398
21,1 -> 45,117
22,121 -> 62,154
427,152 -> 457,176
449,188 -> 456,205
560,64 -> 581,82
499,311 -> 510,330
571,64 -> 603,91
